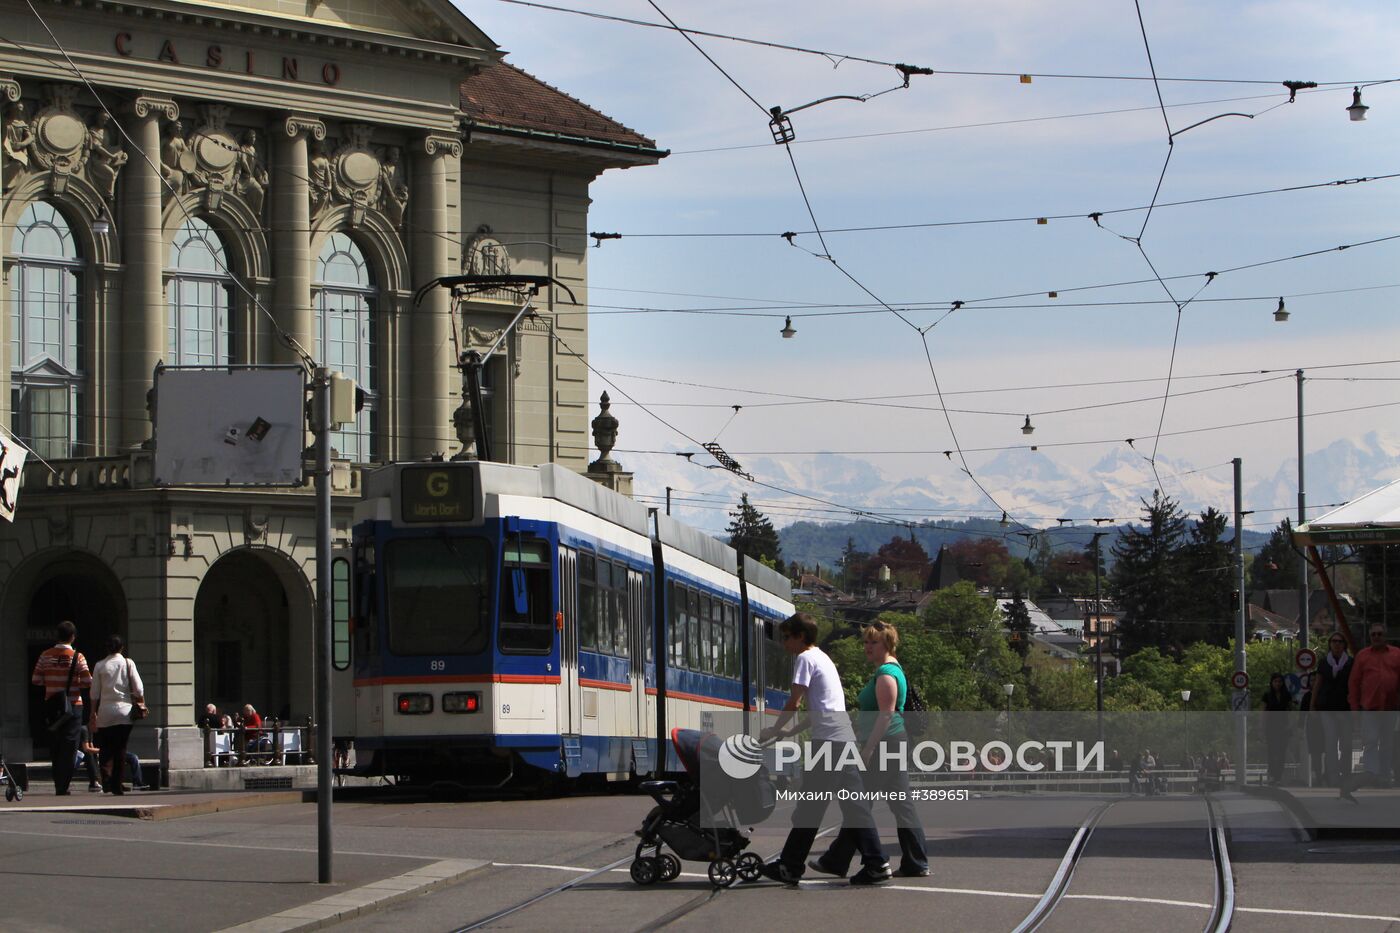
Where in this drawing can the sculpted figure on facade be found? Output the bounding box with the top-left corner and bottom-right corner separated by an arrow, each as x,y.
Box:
2,101 -> 33,187
233,129 -> 268,215
160,118 -> 191,195
85,111 -> 127,201
312,124 -> 409,228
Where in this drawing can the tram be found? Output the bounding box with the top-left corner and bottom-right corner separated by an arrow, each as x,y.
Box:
334,460 -> 793,785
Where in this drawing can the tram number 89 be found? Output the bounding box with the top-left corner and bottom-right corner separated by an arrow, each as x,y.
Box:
429,660 -> 446,671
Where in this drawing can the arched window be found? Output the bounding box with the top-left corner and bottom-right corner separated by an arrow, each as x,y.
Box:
315,233 -> 376,461
167,217 -> 232,366
10,202 -> 83,458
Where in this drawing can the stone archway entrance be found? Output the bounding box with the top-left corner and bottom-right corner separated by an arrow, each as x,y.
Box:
194,549 -> 310,724
20,554 -> 126,757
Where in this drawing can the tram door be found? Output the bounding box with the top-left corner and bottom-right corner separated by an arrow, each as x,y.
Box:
627,569 -> 650,742
558,546 -> 582,736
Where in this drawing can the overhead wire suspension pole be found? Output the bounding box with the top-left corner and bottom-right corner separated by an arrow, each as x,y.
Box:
1234,457 -> 1247,789
313,366 -> 334,882
1297,369 -> 1308,650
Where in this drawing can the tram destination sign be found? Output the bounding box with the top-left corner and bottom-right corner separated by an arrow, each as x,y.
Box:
400,465 -> 476,523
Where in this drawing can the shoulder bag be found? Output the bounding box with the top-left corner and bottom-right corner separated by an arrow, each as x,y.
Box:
45,652 -> 80,735
127,658 -> 148,721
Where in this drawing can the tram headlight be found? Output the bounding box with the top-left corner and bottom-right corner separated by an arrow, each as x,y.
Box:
443,691 -> 480,713
395,692 -> 433,715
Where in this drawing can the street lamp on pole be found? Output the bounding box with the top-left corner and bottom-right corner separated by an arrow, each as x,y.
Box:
1002,682 -> 1015,713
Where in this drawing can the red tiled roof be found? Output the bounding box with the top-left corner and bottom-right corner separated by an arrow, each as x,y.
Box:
461,61 -> 660,152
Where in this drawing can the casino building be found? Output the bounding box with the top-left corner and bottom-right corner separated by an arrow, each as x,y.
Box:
0,0 -> 662,767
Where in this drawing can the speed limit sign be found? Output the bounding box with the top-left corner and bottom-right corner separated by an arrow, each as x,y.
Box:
1296,648 -> 1317,672
1231,670 -> 1249,690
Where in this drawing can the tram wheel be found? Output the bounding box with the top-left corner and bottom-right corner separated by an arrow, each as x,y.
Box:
708,859 -> 738,888
630,857 -> 660,885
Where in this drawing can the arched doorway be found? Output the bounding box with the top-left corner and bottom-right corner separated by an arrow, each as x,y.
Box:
21,553 -> 125,756
194,549 -> 309,723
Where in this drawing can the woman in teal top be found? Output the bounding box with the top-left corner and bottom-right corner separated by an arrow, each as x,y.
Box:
808,620 -> 930,878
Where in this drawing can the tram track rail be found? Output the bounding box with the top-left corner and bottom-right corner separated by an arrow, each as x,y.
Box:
1011,795 -> 1235,933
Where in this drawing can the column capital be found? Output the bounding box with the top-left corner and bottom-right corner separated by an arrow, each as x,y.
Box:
421,133 -> 462,159
0,77 -> 21,103
129,95 -> 178,120
282,114 -> 326,141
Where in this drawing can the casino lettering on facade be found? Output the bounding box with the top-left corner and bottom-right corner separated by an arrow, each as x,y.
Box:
113,32 -> 343,85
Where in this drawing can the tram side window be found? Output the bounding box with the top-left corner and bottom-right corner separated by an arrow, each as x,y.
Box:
686,588 -> 701,671
607,561 -> 628,658
579,552 -> 599,651
644,574 -> 654,665
724,604 -> 738,678
500,537 -> 554,654
710,597 -> 723,675
668,580 -> 684,667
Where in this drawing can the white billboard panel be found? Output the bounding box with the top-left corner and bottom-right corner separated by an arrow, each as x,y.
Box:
153,367 -> 306,486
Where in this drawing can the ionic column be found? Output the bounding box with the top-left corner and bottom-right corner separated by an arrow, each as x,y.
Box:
120,96 -> 177,448
409,133 -> 462,458
0,77 -> 21,433
272,115 -> 324,364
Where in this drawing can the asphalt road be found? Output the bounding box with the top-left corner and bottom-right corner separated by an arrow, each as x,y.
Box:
3,788 -> 1400,932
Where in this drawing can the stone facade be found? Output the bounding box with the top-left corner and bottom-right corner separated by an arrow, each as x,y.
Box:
0,0 -> 660,764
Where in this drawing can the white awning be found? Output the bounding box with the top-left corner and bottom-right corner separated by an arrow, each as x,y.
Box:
1293,478 -> 1400,546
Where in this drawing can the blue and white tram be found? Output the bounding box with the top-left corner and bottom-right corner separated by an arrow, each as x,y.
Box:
338,460 -> 793,784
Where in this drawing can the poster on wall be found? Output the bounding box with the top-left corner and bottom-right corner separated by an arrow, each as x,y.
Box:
153,366 -> 306,487
0,427 -> 28,523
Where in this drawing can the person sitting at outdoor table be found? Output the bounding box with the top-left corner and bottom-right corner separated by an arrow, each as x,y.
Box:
197,703 -> 221,731
239,704 -> 272,756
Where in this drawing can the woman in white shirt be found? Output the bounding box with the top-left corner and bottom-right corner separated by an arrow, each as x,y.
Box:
88,634 -> 146,795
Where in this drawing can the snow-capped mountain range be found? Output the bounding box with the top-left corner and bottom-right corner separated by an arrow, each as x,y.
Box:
617,431 -> 1400,537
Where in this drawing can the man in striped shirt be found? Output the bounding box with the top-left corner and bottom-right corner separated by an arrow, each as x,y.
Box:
30,621 -> 92,795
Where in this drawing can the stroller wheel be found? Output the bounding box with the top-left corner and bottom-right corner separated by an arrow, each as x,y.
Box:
630,857 -> 660,885
735,852 -> 763,883
658,854 -> 681,881
4,785 -> 13,802
708,859 -> 738,888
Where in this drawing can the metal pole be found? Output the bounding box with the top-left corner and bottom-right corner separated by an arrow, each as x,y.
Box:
1298,369 -> 1308,649
666,486 -> 672,516
1093,533 -> 1105,742
1234,457 -> 1247,788
313,367 -> 334,882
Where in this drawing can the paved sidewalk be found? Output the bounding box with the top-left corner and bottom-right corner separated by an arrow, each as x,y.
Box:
0,785 -> 489,932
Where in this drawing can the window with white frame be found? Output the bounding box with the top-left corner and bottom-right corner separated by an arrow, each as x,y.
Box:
10,202 -> 83,459
315,233 -> 376,462
166,217 -> 232,366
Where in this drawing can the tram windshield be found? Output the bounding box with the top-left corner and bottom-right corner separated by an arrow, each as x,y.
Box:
386,537 -> 491,655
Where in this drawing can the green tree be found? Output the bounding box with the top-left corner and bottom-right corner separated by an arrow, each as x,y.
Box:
1111,490 -> 1187,654
874,535 -> 930,589
1174,507 -> 1235,646
1249,521 -> 1303,591
727,494 -> 782,571
1005,594 -> 1033,659
1027,654 -> 1096,711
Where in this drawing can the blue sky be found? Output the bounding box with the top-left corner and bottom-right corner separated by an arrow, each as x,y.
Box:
456,0 -> 1400,524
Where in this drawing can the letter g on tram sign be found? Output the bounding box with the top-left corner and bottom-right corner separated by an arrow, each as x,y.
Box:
426,471 -> 450,497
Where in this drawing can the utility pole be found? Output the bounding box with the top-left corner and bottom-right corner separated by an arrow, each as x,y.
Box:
666,486 -> 672,516
312,367 -> 333,882
1090,531 -> 1108,743
1234,457 -> 1247,788
1297,369 -> 1308,649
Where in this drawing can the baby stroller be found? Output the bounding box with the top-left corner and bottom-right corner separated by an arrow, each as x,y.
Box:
1,750 -> 27,802
631,728 -> 776,888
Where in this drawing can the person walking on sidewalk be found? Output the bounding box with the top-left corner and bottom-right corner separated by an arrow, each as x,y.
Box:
808,620 -> 929,879
758,612 -> 892,887
1349,623 -> 1400,786
31,621 -> 92,795
89,635 -> 146,795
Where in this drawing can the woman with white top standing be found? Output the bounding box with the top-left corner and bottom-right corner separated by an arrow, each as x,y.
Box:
89,635 -> 146,795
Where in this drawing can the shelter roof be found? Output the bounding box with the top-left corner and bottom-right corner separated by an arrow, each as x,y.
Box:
1295,479 -> 1400,545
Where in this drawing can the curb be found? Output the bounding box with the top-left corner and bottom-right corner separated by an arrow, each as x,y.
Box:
213,859 -> 491,933
0,790 -> 308,820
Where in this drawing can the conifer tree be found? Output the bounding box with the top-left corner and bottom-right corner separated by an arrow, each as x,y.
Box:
727,494 -> 783,571
1110,490 -> 1187,655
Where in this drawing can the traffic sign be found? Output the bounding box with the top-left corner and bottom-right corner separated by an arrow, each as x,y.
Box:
1230,670 -> 1249,690
1230,689 -> 1250,712
1296,648 -> 1317,671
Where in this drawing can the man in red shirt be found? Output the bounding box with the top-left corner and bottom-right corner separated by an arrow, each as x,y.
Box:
30,621 -> 93,795
1349,623 -> 1400,784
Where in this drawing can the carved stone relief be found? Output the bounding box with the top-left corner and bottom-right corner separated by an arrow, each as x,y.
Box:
310,124 -> 409,227
160,105 -> 268,215
2,84 -> 129,199
462,225 -> 512,276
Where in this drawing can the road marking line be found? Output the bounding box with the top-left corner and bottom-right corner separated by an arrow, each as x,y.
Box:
0,826 -> 426,859
1064,893 -> 1212,909
1237,906 -> 1400,923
